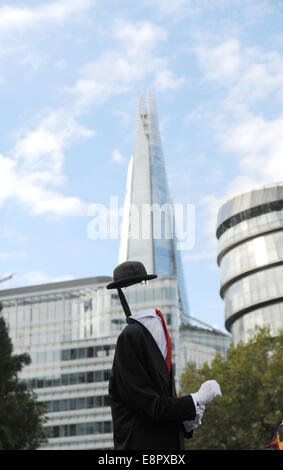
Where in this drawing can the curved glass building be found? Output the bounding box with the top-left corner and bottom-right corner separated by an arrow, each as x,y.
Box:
216,183 -> 283,343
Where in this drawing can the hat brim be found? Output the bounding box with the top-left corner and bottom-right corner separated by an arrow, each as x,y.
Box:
106,273 -> 157,289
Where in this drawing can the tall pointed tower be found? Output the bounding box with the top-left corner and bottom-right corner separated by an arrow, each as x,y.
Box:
119,91 -> 190,323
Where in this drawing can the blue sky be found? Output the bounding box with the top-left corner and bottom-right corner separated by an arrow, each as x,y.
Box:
0,0 -> 283,332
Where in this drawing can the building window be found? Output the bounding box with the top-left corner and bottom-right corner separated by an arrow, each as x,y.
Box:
111,293 -> 120,305
104,422 -> 112,433
45,421 -> 113,438
87,372 -> 94,383
164,313 -> 172,325
87,347 -> 94,358
69,424 -> 76,436
70,349 -> 77,360
23,369 -> 111,389
41,394 -> 110,413
84,299 -> 92,312
111,319 -> 124,332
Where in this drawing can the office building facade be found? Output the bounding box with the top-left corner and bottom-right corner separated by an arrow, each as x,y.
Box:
0,276 -> 184,449
0,274 -> 230,449
216,183 -> 283,344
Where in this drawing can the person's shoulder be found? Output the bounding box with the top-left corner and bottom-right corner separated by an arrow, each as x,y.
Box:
117,320 -> 145,344
124,320 -> 144,335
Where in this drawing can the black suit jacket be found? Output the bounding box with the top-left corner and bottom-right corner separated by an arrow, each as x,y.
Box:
108,316 -> 196,450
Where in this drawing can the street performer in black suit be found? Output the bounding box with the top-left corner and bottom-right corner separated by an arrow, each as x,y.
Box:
107,261 -> 222,450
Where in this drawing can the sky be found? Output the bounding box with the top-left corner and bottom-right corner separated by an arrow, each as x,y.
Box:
0,0 -> 283,332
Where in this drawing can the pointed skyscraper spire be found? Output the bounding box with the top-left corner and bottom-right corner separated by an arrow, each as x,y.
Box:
119,91 -> 190,322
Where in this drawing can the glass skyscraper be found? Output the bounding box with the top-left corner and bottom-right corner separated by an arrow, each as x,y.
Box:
216,182 -> 283,343
119,91 -> 190,321
0,92 -> 231,449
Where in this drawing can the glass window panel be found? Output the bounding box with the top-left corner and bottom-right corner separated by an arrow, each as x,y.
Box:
61,399 -> 68,411
45,402 -> 52,412
77,423 -> 86,435
87,397 -> 94,408
87,372 -> 94,383
37,379 -> 44,388
70,373 -> 77,385
70,398 -> 76,410
53,376 -> 61,387
45,377 -> 53,387
52,401 -> 60,412
94,370 -> 102,381
87,347 -> 94,358
53,350 -> 61,362
69,424 -> 76,436
78,372 -> 86,384
103,370 -> 110,381
46,350 -> 52,362
94,422 -> 103,434
78,397 -> 85,409
104,421 -> 111,433
70,349 -> 77,360
225,265 -> 283,319
87,423 -> 94,434
61,349 -> 70,361
62,374 -> 69,385
78,348 -> 86,359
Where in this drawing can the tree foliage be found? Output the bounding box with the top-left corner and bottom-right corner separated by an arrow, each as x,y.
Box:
0,313 -> 48,449
179,327 -> 283,450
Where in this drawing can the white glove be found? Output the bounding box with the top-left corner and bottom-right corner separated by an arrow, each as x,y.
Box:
183,404 -> 205,433
191,379 -> 222,406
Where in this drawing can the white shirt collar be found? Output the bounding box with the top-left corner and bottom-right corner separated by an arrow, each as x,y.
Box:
130,308 -> 157,320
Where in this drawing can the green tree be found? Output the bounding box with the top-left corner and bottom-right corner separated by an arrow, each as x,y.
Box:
179,327 -> 283,450
0,307 -> 48,449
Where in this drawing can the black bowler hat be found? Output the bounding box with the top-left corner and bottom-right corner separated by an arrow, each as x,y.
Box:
106,261 -> 157,290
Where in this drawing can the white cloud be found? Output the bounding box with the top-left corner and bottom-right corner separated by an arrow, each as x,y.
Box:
193,37 -> 283,239
19,48 -> 45,74
0,251 -> 26,260
195,38 -> 283,108
5,270 -> 74,288
155,69 -> 185,91
0,0 -> 94,33
146,0 -> 197,17
112,19 -> 167,56
0,109 -> 95,216
183,250 -> 216,262
218,115 -> 283,183
111,149 -> 126,164
195,39 -> 241,84
152,0 -> 192,13
185,105 -> 213,124
150,0 -> 274,19
0,226 -> 29,241
66,19 -> 184,112
113,110 -> 131,127
55,59 -> 68,71
0,0 -> 94,79
0,2 -> 100,218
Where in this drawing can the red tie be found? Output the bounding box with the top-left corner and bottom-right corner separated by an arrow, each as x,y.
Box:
155,309 -> 172,373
